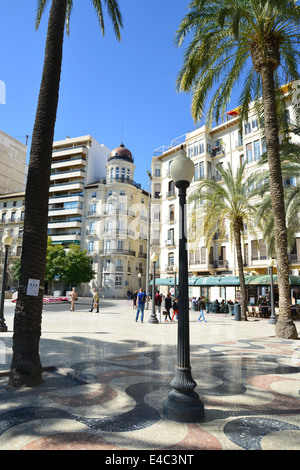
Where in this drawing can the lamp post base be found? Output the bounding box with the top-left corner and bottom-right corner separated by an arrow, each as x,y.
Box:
163,389 -> 204,423
269,317 -> 277,324
148,314 -> 158,324
0,319 -> 7,332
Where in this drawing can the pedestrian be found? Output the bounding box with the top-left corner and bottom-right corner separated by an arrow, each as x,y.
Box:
135,288 -> 146,322
69,287 -> 78,311
132,290 -> 137,309
90,288 -> 99,312
164,293 -> 172,322
171,298 -> 178,321
197,296 -> 207,322
154,290 -> 162,322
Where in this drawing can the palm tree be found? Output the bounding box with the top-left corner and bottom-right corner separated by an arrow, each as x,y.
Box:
189,162 -> 258,320
9,0 -> 123,387
175,0 -> 300,339
255,132 -> 300,256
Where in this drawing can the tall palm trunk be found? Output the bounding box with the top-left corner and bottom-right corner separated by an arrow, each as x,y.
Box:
233,227 -> 247,321
9,0 -> 68,387
259,65 -> 298,339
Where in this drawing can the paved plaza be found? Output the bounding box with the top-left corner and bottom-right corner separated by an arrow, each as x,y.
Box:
0,297 -> 299,452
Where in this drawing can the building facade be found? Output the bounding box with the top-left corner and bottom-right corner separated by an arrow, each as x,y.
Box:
150,81 -> 300,301
0,137 -> 149,298
0,131 -> 27,194
82,143 -> 149,298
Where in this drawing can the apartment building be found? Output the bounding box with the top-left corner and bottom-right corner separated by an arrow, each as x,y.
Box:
48,135 -> 110,247
0,137 -> 149,298
151,81 -> 300,300
82,143 -> 149,298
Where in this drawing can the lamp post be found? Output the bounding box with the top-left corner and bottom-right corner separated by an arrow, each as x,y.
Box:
0,231 -> 13,332
148,252 -> 158,323
163,146 -> 204,422
268,258 -> 277,325
145,170 -> 152,310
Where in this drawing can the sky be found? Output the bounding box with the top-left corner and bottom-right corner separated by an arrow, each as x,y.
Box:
0,0 -> 237,191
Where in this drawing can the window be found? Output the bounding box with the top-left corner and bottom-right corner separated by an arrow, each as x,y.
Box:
121,167 -> 125,180
127,168 -> 130,180
168,252 -> 174,267
199,161 -> 205,179
201,246 -> 206,264
169,204 -> 175,222
11,212 -> 16,222
154,168 -> 161,177
252,117 -> 259,130
104,259 -> 111,270
117,240 -> 123,251
90,203 -> 96,214
246,143 -> 253,163
253,140 -> 261,160
89,221 -> 95,235
244,122 -> 251,134
1,213 -> 5,222
207,161 -> 212,179
92,192 -> 97,198
104,274 -> 110,286
167,228 -> 174,244
194,163 -> 199,181
115,275 -> 123,286
110,168 -> 114,181
88,241 -> 94,253
116,167 -> 120,179
284,177 -> 296,187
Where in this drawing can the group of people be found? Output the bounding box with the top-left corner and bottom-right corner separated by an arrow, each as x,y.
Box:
69,287 -> 100,312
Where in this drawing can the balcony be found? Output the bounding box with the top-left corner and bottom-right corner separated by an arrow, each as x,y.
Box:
99,249 -> 136,257
214,260 -> 229,269
50,169 -> 85,182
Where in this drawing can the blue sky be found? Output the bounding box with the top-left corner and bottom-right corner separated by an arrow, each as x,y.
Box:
0,1 -> 237,190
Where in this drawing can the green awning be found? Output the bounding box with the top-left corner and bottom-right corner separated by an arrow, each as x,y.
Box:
245,275 -> 300,286
150,275 -> 300,287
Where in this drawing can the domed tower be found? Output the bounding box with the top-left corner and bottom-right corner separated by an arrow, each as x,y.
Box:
106,143 -> 135,183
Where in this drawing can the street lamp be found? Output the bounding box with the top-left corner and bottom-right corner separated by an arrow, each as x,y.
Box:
148,252 -> 158,323
163,146 -> 204,422
145,170 -> 152,310
0,231 -> 13,332
268,258 -> 277,325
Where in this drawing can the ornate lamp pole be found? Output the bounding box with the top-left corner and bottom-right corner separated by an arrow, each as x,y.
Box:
268,258 -> 277,325
148,252 -> 158,323
163,146 -> 204,422
0,231 -> 13,332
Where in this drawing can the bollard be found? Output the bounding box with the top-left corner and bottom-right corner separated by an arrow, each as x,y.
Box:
234,303 -> 241,321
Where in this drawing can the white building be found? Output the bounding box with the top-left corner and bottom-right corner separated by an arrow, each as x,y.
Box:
48,135 -> 110,247
151,81 -> 300,302
83,143 -> 149,298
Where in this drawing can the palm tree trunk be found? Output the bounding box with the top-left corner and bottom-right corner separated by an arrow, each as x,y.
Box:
9,0 -> 68,387
260,65 -> 298,339
234,229 -> 247,321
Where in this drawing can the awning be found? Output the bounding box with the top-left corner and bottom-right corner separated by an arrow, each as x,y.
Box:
245,275 -> 300,286
150,275 -> 300,287
190,276 -> 240,286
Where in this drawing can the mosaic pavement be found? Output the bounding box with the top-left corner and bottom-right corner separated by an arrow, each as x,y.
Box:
0,333 -> 299,450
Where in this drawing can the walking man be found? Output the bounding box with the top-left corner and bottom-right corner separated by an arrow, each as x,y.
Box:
198,296 -> 207,322
135,288 -> 147,323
